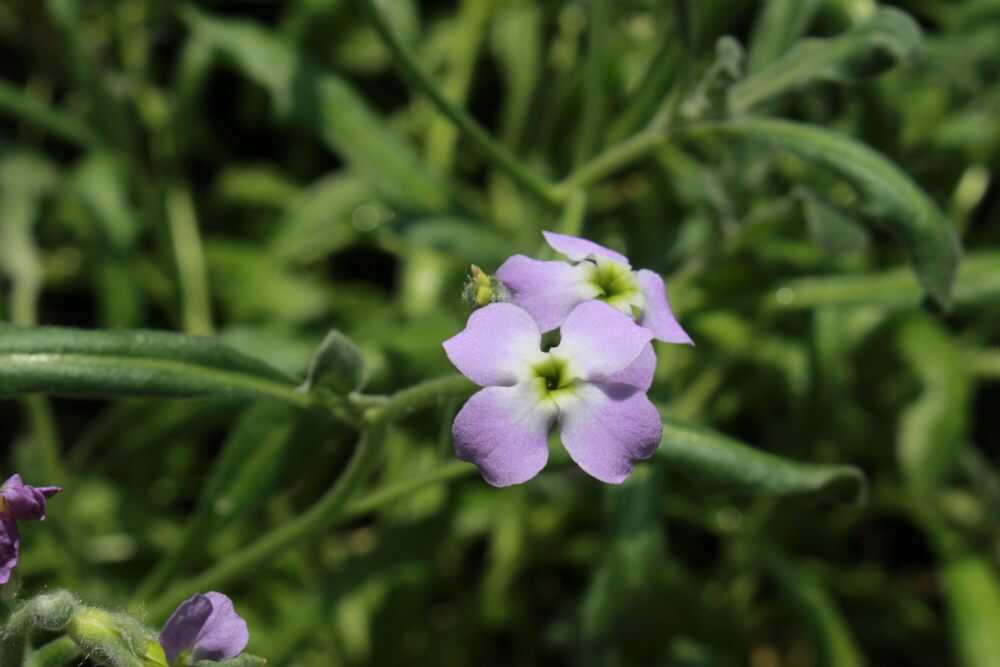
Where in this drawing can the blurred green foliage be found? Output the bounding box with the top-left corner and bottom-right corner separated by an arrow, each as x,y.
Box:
2,0 -> 1000,665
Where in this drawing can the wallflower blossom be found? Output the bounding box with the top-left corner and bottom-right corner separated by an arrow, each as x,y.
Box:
443,301 -> 662,486
496,231 -> 693,344
159,592 -> 249,665
0,474 -> 61,584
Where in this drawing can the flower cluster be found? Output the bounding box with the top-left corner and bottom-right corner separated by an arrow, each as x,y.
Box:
444,231 -> 691,486
0,474 -> 61,584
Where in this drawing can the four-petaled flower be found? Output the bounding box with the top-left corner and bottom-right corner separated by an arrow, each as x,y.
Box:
497,231 -> 692,344
0,474 -> 61,585
444,301 -> 663,486
159,592 -> 249,666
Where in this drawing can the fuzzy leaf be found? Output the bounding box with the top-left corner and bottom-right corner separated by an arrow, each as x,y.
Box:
0,326 -> 306,405
658,419 -> 866,503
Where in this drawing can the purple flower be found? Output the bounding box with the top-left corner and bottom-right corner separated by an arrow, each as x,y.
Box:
496,231 -> 693,344
443,301 -> 663,486
159,592 -> 249,665
0,474 -> 61,585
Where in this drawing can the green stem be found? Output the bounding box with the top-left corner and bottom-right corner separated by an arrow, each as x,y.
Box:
559,129 -> 671,192
361,0 -> 562,206
557,189 -> 588,238
145,375 -> 474,620
26,637 -> 82,667
166,184 -> 214,335
0,80 -> 99,148
427,0 -> 492,173
340,460 -> 477,520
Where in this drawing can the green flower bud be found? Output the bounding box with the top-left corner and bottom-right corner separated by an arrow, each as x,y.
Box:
462,265 -> 509,308
67,606 -> 159,667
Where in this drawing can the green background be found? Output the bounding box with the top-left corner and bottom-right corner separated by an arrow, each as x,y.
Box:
2,0 -> 1000,665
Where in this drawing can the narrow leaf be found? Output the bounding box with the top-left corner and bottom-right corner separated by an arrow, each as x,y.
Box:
0,326 -> 309,406
658,419 -> 866,503
704,118 -> 960,307
768,251 -> 1000,311
733,7 -> 922,111
747,0 -> 824,73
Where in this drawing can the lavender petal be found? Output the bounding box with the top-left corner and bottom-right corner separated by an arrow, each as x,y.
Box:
453,384 -> 555,487
557,383 -> 662,484
636,269 -> 693,344
495,254 -> 597,332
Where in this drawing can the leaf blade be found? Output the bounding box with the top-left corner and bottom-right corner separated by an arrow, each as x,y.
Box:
703,117 -> 961,307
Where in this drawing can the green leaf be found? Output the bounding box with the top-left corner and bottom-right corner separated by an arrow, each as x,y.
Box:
305,330 -> 367,395
704,118 -> 960,307
269,173 -> 372,265
0,326 -> 309,406
490,1 -> 542,147
184,9 -> 449,213
797,187 -> 870,257
658,419 -> 867,503
768,251 -> 1000,310
732,7 -> 922,111
897,317 -> 971,492
746,0 -> 824,73
940,556 -> 1000,667
71,152 -> 137,250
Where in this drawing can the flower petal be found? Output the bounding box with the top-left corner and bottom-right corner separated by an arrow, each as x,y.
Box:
159,593 -> 213,664
552,301 -> 652,381
637,269 -> 693,344
192,592 -> 250,662
603,343 -> 656,392
495,254 -> 597,332
0,517 -> 20,585
542,231 -> 630,266
443,303 -> 544,386
0,475 -> 61,521
557,383 -> 662,484
453,384 -> 555,487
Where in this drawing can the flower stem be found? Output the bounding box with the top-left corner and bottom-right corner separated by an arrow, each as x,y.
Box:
144,375 -> 475,620
361,0 -> 562,206
557,189 -> 588,238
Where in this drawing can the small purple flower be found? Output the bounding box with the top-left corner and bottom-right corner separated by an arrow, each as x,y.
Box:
0,474 -> 61,585
496,231 -> 693,344
443,301 -> 663,486
159,592 -> 249,665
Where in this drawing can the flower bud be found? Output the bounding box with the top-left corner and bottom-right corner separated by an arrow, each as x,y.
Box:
462,265 -> 508,308
68,606 -> 159,667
